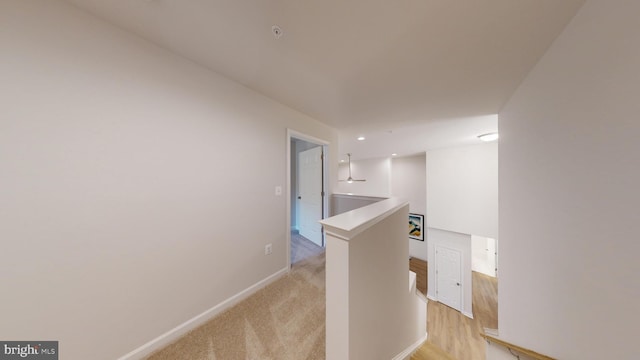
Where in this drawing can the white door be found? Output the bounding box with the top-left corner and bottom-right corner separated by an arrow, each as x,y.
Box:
436,246 -> 462,311
298,146 -> 323,246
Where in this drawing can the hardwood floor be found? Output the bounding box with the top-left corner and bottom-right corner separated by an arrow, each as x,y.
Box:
472,272 -> 498,330
411,263 -> 498,360
409,257 -> 428,295
422,297 -> 485,359
412,341 -> 457,360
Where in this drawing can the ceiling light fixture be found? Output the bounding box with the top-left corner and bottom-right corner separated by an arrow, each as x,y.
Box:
478,132 -> 499,142
357,136 -> 365,141
391,153 -> 397,156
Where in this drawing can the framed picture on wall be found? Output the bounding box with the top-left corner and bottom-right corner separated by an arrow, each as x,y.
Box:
409,213 -> 424,241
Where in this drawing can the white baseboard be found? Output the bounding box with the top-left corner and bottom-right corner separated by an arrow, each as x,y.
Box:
462,310 -> 474,319
426,294 -> 437,302
483,327 -> 499,336
391,332 -> 429,360
117,267 -> 290,360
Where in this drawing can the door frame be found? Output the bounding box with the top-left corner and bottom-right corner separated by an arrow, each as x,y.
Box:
286,129 -> 330,269
298,146 -> 323,246
434,244 -> 463,312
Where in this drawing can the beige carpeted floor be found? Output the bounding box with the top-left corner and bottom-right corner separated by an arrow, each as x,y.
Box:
146,253 -> 326,360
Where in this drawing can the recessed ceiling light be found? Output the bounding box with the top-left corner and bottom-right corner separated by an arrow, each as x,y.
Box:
478,132 -> 499,142
357,136 -> 365,141
340,160 -> 345,163
391,153 -> 397,156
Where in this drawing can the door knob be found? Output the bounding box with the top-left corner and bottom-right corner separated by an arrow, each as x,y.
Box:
456,282 -> 460,286
298,196 -> 301,199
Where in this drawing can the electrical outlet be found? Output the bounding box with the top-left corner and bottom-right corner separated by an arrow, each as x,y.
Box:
265,243 -> 273,255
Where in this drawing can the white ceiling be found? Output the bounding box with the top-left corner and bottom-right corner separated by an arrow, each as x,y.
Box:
340,114 -> 498,160
64,0 -> 584,158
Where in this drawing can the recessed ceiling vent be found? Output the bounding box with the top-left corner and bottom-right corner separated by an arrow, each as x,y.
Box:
272,25 -> 283,39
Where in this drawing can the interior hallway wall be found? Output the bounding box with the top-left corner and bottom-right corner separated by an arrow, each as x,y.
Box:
427,143 -> 498,240
498,0 -> 639,358
0,1 -> 338,359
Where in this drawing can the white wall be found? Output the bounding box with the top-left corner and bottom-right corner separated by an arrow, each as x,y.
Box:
427,143 -> 498,239
426,228 -> 473,318
391,154 -> 427,261
335,157 -> 391,197
498,1 -> 640,359
0,1 -> 338,359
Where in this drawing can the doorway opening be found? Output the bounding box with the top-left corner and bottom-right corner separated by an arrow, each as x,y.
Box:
287,130 -> 329,268
471,235 -> 498,278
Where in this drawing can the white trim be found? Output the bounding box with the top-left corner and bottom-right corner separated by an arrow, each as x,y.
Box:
332,193 -> 389,201
427,226 -> 471,237
462,310 -> 474,319
426,294 -> 438,302
288,129 -> 330,147
117,267 -> 289,360
391,332 -> 429,360
286,129 -> 330,270
319,197 -> 408,240
323,229 -> 351,241
286,130 -> 292,270
483,327 -> 499,337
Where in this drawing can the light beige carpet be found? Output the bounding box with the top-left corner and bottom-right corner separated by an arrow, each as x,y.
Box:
146,253 -> 326,360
